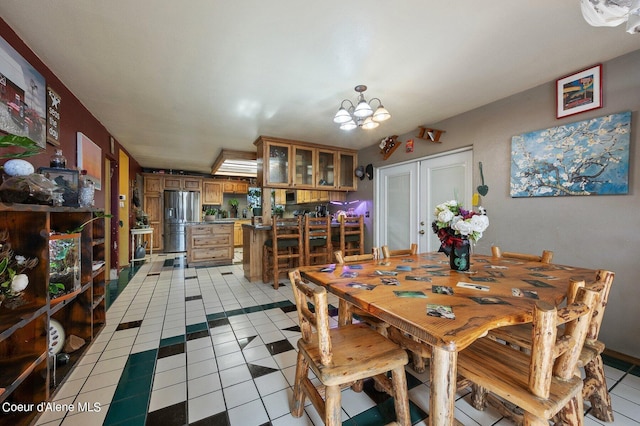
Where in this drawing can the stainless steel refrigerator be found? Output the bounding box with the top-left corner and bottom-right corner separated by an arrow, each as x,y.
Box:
163,190 -> 200,252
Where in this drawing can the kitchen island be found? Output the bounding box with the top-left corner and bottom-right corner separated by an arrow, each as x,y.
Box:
242,223 -> 270,281
186,222 -> 234,266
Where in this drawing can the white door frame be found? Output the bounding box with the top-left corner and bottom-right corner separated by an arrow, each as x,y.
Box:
374,147 -> 473,252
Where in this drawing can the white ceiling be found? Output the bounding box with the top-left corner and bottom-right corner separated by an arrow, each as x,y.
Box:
1,1 -> 638,175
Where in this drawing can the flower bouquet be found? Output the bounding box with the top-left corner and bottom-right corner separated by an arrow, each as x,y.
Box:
432,201 -> 488,270
0,229 -> 39,309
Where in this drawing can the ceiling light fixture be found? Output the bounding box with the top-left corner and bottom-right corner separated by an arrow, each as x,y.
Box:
333,85 -> 390,131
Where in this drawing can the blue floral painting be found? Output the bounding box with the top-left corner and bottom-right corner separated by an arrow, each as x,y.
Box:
510,111 -> 630,197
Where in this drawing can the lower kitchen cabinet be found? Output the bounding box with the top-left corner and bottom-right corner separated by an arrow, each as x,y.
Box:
186,223 -> 234,266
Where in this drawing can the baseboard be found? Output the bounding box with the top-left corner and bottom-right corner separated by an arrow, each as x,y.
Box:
604,348 -> 640,366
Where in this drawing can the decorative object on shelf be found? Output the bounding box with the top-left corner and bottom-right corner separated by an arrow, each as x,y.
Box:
556,64 -> 603,119
379,135 -> 400,160
333,85 -> 391,130
78,169 -> 95,207
49,233 -> 81,300
432,200 -> 489,271
48,319 -> 65,356
0,229 -> 39,308
0,134 -> 43,159
580,0 -> 640,34
38,167 -> 79,207
49,148 -> 67,168
511,111 -> 630,197
477,162 -> 489,196
365,164 -> 373,180
417,126 -> 445,142
2,158 -> 34,176
134,241 -> 147,260
228,198 -> 239,218
0,172 -> 58,204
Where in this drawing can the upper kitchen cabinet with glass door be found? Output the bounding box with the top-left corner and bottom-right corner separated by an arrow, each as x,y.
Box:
317,149 -> 337,189
338,151 -> 357,191
255,138 -> 291,188
292,145 -> 315,189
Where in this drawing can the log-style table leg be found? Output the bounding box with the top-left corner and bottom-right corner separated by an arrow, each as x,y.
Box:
429,346 -> 457,425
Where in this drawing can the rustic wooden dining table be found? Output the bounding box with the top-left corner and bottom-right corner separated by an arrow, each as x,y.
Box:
298,251 -> 597,426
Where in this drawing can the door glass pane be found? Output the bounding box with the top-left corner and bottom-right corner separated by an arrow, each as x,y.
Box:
268,144 -> 289,184
386,174 -> 412,249
339,154 -> 354,188
318,151 -> 335,186
294,147 -> 313,186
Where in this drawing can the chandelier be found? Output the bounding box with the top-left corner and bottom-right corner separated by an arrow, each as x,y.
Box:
333,85 -> 390,130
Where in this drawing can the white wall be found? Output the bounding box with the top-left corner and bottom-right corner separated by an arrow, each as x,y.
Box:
355,49 -> 640,358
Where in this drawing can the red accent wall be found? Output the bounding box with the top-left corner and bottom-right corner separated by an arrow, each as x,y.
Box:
1,18 -> 142,269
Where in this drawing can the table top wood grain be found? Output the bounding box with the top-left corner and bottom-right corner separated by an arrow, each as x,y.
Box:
299,252 -> 596,351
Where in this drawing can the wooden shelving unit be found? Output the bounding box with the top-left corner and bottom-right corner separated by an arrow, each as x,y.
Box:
0,203 -> 106,426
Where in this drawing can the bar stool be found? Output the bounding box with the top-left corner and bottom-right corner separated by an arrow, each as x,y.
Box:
262,216 -> 303,289
332,215 -> 364,260
303,215 -> 332,266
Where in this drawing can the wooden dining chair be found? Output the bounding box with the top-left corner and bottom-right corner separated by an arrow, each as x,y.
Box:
332,215 -> 364,258
458,282 -> 599,426
491,245 -> 554,263
287,270 -> 411,426
262,216 -> 303,289
303,215 -> 332,266
381,243 -> 418,258
334,248 -> 431,374
487,270 -> 616,422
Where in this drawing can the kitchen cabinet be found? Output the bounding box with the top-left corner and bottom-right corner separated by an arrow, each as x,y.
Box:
338,151 -> 357,191
202,180 -> 222,205
292,145 -> 315,188
317,149 -> 336,189
221,180 -> 249,194
143,193 -> 162,251
144,175 -> 163,192
254,136 -> 356,191
0,205 -> 105,426
186,223 -> 233,266
234,219 -> 250,246
163,176 -> 202,191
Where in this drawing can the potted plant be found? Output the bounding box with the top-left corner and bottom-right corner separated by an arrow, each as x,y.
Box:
204,208 -> 218,221
228,198 -> 239,218
273,205 -> 284,218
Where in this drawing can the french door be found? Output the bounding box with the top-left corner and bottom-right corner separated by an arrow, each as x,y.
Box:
375,148 -> 473,253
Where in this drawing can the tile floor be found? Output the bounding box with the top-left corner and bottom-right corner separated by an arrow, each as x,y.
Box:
35,252 -> 640,426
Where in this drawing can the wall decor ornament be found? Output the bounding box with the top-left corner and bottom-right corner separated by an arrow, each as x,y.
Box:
510,111 -> 630,197
46,87 -> 61,146
0,35 -> 46,148
556,64 -> 602,119
77,132 -> 102,190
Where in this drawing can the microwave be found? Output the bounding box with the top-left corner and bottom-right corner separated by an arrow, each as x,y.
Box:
285,190 -> 296,204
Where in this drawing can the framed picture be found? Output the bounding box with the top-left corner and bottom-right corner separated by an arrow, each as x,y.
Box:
0,35 -> 47,148
77,132 -> 102,190
38,167 -> 79,207
511,111 -> 630,197
556,64 -> 602,119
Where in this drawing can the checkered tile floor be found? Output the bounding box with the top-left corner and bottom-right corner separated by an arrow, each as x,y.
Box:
36,253 -> 640,425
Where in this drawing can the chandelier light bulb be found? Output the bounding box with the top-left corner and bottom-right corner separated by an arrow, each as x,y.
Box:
333,85 -> 390,131
361,117 -> 379,130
